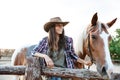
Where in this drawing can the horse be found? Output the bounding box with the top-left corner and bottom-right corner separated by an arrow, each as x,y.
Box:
75,13 -> 117,79
11,13 -> 117,80
11,44 -> 36,80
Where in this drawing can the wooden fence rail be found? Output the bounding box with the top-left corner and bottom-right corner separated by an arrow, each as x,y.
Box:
0,66 -> 109,80
0,57 -> 120,80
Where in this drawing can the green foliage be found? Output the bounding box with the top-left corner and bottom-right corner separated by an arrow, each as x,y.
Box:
110,29 -> 120,60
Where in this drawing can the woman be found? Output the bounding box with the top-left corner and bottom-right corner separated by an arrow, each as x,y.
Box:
31,17 -> 92,80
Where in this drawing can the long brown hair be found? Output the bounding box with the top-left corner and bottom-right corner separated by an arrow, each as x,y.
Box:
48,24 -> 65,51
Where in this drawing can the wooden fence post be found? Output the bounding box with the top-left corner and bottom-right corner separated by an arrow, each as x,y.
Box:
25,56 -> 42,80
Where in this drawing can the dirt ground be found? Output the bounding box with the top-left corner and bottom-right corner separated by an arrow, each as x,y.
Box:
0,57 -> 120,80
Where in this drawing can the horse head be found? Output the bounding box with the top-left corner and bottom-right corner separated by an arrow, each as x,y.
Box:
76,13 -> 117,79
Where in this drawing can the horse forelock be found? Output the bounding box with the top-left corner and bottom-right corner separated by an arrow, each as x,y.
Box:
98,21 -> 102,33
97,22 -> 110,34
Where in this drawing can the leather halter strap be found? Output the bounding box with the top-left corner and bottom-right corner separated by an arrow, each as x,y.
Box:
87,33 -> 96,69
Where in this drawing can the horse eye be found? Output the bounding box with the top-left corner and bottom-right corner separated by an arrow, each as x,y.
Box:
91,35 -> 96,40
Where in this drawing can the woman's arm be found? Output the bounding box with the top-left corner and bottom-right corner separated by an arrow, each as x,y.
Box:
33,52 -> 54,68
77,58 -> 92,66
31,37 -> 54,68
33,52 -> 46,58
66,37 -> 79,60
66,36 -> 92,66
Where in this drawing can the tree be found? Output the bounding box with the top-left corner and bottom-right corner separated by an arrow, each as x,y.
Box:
110,29 -> 120,60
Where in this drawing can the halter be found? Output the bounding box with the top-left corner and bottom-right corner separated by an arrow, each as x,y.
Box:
87,27 -> 96,69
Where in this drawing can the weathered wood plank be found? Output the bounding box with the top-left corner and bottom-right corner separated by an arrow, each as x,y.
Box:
42,67 -> 104,79
0,66 -> 120,79
0,57 -> 120,80
0,66 -> 25,75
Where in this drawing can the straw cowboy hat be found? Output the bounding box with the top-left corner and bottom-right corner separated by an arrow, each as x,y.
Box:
44,17 -> 69,32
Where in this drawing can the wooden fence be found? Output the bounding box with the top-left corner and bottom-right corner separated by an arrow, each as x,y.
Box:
0,57 -> 120,80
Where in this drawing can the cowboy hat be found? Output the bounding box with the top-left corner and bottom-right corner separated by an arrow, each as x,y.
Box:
44,17 -> 69,32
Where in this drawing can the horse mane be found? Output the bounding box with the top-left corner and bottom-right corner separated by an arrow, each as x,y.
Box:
75,25 -> 88,55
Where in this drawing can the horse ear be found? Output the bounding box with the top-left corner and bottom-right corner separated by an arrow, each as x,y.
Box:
107,18 -> 117,28
91,12 -> 98,26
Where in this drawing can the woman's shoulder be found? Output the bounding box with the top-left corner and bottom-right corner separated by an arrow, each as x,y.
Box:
38,36 -> 48,43
65,35 -> 72,39
42,36 -> 48,40
65,36 -> 73,42
39,36 -> 47,41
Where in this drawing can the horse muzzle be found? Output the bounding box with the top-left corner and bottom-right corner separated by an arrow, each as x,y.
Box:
97,64 -> 113,79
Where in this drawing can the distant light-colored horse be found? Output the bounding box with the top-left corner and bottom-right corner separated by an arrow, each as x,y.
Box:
11,44 -> 36,80
75,13 -> 117,79
11,13 -> 117,80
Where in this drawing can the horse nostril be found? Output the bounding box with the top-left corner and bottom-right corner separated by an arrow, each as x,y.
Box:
102,66 -> 107,75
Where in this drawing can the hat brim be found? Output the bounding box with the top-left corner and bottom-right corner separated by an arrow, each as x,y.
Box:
44,22 -> 69,32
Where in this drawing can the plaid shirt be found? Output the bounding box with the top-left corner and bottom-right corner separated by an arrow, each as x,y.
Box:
31,36 -> 78,68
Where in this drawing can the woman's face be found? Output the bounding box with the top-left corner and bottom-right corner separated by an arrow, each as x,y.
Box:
55,23 -> 64,35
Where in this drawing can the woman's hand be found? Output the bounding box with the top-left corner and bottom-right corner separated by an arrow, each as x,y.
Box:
77,58 -> 92,66
44,55 -> 54,68
84,61 -> 92,66
33,52 -> 54,68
